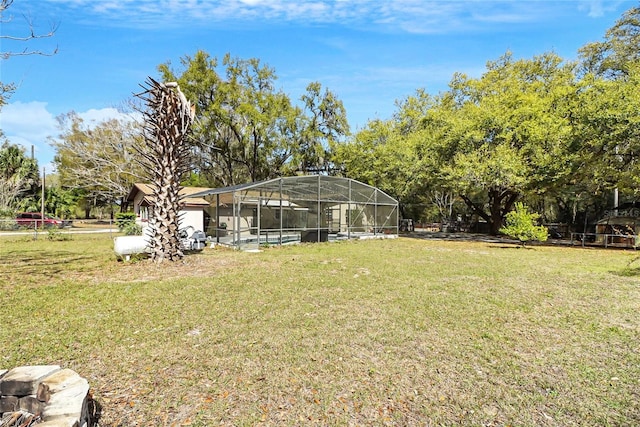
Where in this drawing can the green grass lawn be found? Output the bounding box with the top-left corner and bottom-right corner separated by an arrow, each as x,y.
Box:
1,234 -> 639,426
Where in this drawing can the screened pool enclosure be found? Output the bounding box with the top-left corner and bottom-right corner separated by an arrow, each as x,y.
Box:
191,176 -> 399,250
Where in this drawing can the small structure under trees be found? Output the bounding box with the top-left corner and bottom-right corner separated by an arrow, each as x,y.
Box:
135,78 -> 195,262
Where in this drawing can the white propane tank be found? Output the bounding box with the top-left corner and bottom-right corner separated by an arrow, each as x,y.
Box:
114,235 -> 150,260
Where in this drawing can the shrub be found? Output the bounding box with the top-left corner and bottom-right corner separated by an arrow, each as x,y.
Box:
115,212 -> 143,235
0,219 -> 17,231
500,202 -> 548,247
47,228 -> 72,241
115,212 -> 137,228
115,212 -> 142,235
122,222 -> 143,236
0,210 -> 16,230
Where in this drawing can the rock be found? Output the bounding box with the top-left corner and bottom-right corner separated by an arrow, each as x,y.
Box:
38,369 -> 84,403
0,365 -> 61,396
0,395 -> 18,412
0,369 -> 7,379
42,379 -> 89,420
37,382 -> 51,403
36,417 -> 81,427
0,365 -> 91,427
19,395 -> 45,414
40,369 -> 84,394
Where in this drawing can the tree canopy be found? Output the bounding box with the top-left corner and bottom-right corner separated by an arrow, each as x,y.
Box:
437,52 -> 578,234
579,6 -> 640,78
158,51 -> 349,187
336,52 -> 581,233
0,0 -> 58,106
337,16 -> 640,233
52,111 -> 144,208
333,90 -> 435,219
42,4 -> 640,232
0,142 -> 39,213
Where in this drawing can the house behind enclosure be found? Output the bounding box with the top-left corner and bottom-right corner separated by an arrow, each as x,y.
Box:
126,183 -> 212,232
127,177 -> 399,250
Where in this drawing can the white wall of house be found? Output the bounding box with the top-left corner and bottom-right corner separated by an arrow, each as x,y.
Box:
138,205 -> 205,235
179,207 -> 204,232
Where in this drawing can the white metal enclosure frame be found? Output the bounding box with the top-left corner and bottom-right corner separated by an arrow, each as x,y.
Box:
190,176 -> 399,250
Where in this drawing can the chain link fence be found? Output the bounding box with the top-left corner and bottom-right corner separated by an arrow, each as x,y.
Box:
0,218 -> 118,240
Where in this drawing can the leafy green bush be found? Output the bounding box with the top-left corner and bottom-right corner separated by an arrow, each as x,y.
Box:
47,228 -> 72,241
115,212 -> 137,228
122,222 -> 143,236
500,202 -> 548,247
0,219 -> 17,230
0,210 -> 16,230
115,212 -> 142,235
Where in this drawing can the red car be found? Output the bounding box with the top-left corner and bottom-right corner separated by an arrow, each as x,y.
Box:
15,212 -> 64,228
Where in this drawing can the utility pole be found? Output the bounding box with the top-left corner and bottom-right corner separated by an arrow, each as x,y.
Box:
614,145 -> 620,216
41,166 -> 45,229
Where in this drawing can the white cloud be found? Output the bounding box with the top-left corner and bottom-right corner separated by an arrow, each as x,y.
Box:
1,101 -> 57,142
78,107 -> 138,125
578,0 -> 625,18
40,0 -> 611,33
1,101 -> 58,171
1,102 -> 137,170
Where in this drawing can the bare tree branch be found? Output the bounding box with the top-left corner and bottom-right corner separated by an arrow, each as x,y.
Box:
52,113 -> 146,205
0,0 -> 59,60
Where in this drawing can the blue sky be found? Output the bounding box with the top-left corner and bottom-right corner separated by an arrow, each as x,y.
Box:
0,0 -> 635,171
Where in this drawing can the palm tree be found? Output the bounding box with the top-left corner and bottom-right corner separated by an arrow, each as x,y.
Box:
135,78 -> 194,262
0,142 -> 39,212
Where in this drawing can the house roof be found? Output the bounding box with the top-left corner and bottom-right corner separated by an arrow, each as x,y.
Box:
596,216 -> 640,225
127,183 -> 212,207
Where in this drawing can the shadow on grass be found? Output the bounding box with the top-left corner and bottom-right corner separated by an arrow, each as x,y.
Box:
488,245 -> 536,250
613,266 -> 640,277
1,250 -> 96,276
4,249 -> 86,261
402,231 -> 540,246
610,252 -> 640,276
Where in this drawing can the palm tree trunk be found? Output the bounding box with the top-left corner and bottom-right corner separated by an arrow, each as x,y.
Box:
135,78 -> 195,262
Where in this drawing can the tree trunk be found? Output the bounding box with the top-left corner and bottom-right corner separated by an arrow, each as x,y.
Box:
136,78 -> 194,263
489,189 -> 503,235
461,188 -> 519,235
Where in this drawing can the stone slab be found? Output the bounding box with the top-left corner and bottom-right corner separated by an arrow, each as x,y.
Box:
0,395 -> 18,412
42,380 -> 89,420
36,417 -> 80,427
19,395 -> 45,414
39,369 -> 84,395
37,369 -> 85,404
0,365 -> 61,396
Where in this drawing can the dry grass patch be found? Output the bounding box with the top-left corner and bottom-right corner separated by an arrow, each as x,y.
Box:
1,235 -> 639,426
